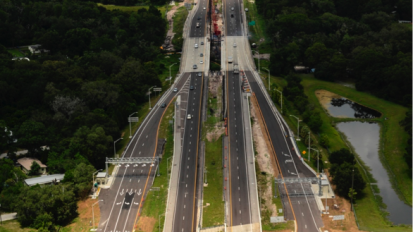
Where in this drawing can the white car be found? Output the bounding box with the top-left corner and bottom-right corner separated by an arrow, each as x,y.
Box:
203,7 -> 206,10
231,7 -> 234,11
187,114 -> 193,120
233,43 -> 237,47
200,60 -> 203,64
195,44 -> 198,48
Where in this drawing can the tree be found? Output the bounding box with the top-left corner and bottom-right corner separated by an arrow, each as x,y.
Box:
305,42 -> 330,68
72,163 -> 95,198
329,148 -> 354,164
63,28 -> 92,57
348,187 -> 357,202
330,162 -> 366,198
70,126 -> 112,166
29,161 -> 41,176
16,120 -> 46,155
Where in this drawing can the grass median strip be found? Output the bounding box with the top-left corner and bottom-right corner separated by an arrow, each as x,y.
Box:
202,136 -> 224,227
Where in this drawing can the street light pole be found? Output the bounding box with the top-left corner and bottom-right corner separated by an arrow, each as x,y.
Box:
148,86 -> 157,110
128,112 -> 138,139
263,68 -> 270,90
274,89 -> 283,113
169,63 -> 177,85
92,200 -> 103,231
114,138 -> 123,157
289,115 -> 301,141
92,169 -> 103,198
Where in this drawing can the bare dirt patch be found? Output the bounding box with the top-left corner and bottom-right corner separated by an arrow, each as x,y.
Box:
250,101 -> 277,216
209,74 -> 222,98
65,198 -> 101,232
206,125 -> 225,142
321,170 -> 364,232
315,89 -> 343,111
135,216 -> 156,232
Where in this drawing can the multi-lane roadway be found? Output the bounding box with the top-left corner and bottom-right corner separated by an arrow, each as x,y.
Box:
172,73 -> 204,232
97,73 -> 190,232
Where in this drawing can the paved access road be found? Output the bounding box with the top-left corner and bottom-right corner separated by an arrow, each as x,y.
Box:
97,73 -> 190,232
245,71 -> 315,178
172,72 -> 204,232
245,71 -> 323,232
226,71 -> 252,227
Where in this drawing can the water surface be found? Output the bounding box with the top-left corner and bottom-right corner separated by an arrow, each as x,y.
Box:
337,121 -> 412,225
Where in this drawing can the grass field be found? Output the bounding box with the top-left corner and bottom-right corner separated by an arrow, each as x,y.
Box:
243,0 -> 272,54
97,3 -> 166,17
202,136 -> 224,227
7,49 -> 25,57
0,220 -> 34,232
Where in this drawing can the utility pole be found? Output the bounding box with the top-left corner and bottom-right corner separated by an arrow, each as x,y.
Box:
289,115 -> 301,141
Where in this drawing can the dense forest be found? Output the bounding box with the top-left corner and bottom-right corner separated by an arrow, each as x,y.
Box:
0,0 -> 168,229
258,0 -> 412,180
256,0 -> 412,106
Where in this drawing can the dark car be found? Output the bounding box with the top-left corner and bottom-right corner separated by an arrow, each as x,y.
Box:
161,103 -> 167,108
198,17 -> 201,20
231,14 -> 234,18
190,86 -> 194,90
198,72 -> 202,77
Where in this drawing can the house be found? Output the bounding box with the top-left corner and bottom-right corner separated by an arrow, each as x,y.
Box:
24,174 -> 65,186
17,157 -> 47,175
28,44 -> 49,54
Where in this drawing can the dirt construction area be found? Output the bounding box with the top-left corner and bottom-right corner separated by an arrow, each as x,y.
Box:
249,101 -> 278,217
320,170 -> 364,232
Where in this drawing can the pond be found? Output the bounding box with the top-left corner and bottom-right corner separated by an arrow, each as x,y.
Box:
337,121 -> 412,225
316,90 -> 381,118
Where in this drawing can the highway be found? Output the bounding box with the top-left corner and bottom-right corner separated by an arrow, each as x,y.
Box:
97,73 -> 190,232
167,0 -> 210,230
226,70 -> 252,227
220,0 -> 324,229
172,73 -> 204,232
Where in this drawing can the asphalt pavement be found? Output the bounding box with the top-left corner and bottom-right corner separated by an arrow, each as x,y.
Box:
97,73 -> 190,232
189,0 -> 208,37
226,70 -> 252,227
224,0 -> 244,36
173,72 -> 204,232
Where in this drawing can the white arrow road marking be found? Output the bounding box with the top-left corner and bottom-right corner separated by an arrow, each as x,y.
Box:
125,202 -> 130,205
137,189 -> 142,196
116,202 -> 122,205
134,202 -> 139,205
120,189 -> 124,195
142,164 -> 146,167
